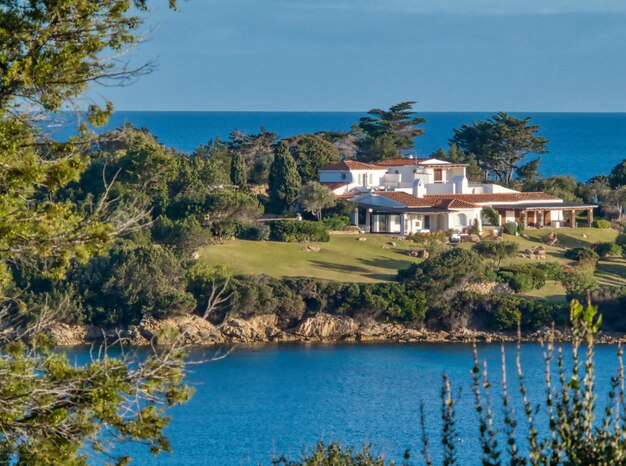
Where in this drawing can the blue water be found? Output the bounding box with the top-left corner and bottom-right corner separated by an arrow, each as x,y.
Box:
65,343 -> 622,465
47,111 -> 626,181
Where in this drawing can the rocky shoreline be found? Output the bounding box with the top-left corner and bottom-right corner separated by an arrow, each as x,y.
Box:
49,313 -> 626,346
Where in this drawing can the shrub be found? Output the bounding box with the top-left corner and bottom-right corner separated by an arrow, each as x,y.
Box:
564,246 -> 599,264
616,232 -> 626,246
502,222 -> 518,235
322,215 -> 351,231
594,241 -> 621,258
152,216 -> 211,253
236,222 -> 270,241
592,219 -> 612,229
473,240 -> 519,268
500,270 -> 535,292
268,220 -> 330,242
560,264 -> 599,298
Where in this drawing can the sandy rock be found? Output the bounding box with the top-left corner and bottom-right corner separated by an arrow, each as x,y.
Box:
302,245 -> 320,252
357,237 -> 367,241
295,314 -> 358,340
220,314 -> 280,342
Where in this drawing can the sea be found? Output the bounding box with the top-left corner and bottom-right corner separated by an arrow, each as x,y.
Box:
70,343 -> 622,465
47,111 -> 626,181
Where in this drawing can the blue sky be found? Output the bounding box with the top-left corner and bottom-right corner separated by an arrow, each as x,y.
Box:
100,0 -> 626,111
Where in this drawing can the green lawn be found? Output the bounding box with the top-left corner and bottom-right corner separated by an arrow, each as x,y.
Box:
200,228 -> 626,296
199,234 -> 422,282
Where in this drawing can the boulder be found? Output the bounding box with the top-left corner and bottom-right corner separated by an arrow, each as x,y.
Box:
295,314 -> 358,340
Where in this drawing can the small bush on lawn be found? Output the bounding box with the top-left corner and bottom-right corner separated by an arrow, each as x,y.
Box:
594,241 -> 621,258
498,262 -> 563,292
268,220 -> 330,242
592,219 -> 612,229
499,270 -> 535,292
502,222 -> 518,235
564,246 -> 599,264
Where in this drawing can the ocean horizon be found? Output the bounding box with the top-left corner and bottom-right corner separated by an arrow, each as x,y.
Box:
47,111 -> 626,181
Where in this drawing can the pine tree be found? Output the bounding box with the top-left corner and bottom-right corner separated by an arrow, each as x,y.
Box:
269,141 -> 302,212
230,152 -> 248,190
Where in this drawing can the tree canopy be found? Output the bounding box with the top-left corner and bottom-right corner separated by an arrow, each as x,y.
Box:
356,101 -> 426,162
451,112 -> 548,185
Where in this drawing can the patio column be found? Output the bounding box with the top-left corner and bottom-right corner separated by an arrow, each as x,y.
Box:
588,208 -> 594,227
400,213 -> 407,236
570,209 -> 576,228
365,209 -> 371,233
352,207 -> 359,226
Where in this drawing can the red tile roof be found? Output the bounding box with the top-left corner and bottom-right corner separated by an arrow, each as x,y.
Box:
424,192 -> 561,204
432,198 -> 482,209
376,158 -> 426,166
319,160 -> 386,171
320,181 -> 350,190
371,191 -> 435,207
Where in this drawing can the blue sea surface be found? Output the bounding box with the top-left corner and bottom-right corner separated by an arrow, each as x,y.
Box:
47,111 -> 626,181
65,343 -> 621,465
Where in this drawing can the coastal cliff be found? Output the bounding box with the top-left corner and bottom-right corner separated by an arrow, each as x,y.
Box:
49,312 -> 625,346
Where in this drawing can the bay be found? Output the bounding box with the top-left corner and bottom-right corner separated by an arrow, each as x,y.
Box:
65,342 -> 621,465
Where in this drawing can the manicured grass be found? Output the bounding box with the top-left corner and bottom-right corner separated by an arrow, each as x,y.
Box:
199,234 -> 422,282
200,228 -> 626,300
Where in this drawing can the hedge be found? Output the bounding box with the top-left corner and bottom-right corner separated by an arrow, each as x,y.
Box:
268,220 -> 330,242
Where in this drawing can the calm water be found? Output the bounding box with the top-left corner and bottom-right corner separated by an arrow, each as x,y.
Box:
65,342 -> 622,465
47,111 -> 626,181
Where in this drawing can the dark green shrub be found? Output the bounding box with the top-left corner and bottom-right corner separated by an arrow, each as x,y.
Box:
236,222 -> 270,241
268,220 -> 330,242
502,222 -> 518,235
592,219 -> 612,229
594,241 -> 621,258
564,247 -> 599,263
500,270 -> 535,292
473,240 -> 519,268
616,233 -> 626,246
152,216 -> 211,253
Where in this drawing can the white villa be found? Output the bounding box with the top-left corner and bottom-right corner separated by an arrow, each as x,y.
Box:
319,158 -> 596,236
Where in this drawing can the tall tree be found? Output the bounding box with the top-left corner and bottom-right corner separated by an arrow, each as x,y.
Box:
356,101 -> 426,162
290,135 -> 340,184
268,141 -> 301,212
0,1 -> 193,463
451,112 -> 548,185
227,128 -> 277,185
230,152 -> 248,190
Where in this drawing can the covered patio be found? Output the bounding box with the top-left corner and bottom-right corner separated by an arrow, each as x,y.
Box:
353,206 -> 451,235
491,202 -> 598,228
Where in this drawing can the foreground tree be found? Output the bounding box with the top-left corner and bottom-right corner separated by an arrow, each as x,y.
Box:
356,101 -> 426,162
268,141 -> 302,212
0,1 -> 194,464
298,182 -> 336,220
451,112 -> 548,185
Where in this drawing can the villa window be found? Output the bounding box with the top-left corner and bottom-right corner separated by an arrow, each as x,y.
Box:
341,172 -> 347,180
434,168 -> 443,183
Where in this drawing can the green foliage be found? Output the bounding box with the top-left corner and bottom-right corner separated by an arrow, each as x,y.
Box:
451,112 -> 548,185
227,129 -> 277,185
565,247 -> 599,264
524,175 -> 583,203
269,141 -> 302,212
71,243 -> 195,326
322,215 -> 352,231
502,222 -> 518,236
594,241 -> 621,258
397,248 -> 485,298
560,265 -> 600,298
481,207 -> 500,226
298,182 -> 336,220
472,240 -> 519,268
291,135 -> 340,184
609,158 -> 626,188
272,442 -> 386,466
515,157 -> 542,185
236,222 -> 271,241
356,102 -> 426,162
269,220 -> 330,243
592,219 -> 612,229
230,152 -> 248,190
152,216 -> 212,254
